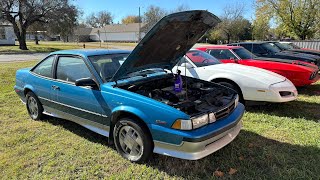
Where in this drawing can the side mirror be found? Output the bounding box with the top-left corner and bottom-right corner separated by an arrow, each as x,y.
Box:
180,62 -> 193,69
75,78 -> 98,88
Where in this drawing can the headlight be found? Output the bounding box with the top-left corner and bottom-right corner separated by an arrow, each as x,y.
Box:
192,114 -> 209,129
172,114 -> 209,130
234,94 -> 239,107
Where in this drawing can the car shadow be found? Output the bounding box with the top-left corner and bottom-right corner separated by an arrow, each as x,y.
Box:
146,130 -> 320,179
246,100 -> 320,122
42,116 -> 110,146
297,84 -> 320,96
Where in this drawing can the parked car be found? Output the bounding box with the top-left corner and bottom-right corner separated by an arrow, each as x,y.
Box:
277,41 -> 320,57
197,45 -> 319,87
173,50 -> 297,103
14,11 -> 245,163
229,42 -> 320,67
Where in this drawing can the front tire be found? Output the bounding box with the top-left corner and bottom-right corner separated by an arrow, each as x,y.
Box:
26,92 -> 44,120
113,118 -> 153,163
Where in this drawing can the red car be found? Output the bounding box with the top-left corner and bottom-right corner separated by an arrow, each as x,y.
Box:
197,45 -> 319,87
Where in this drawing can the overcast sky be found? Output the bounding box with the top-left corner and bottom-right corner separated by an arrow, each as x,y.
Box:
74,0 -> 256,23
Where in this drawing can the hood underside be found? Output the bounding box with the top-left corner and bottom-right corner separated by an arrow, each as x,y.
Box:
111,10 -> 220,81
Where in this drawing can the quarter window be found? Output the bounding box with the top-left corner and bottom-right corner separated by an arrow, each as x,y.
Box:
56,57 -> 92,83
0,28 -> 5,39
32,56 -> 55,78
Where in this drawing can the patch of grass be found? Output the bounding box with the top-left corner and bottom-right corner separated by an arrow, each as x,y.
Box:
0,61 -> 319,179
0,41 -> 137,54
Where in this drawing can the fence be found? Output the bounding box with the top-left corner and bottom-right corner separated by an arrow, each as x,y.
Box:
291,41 -> 320,50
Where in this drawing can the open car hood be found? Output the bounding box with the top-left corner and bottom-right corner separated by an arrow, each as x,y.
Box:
111,10 -> 220,81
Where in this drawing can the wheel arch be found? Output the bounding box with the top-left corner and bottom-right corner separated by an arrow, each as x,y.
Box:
109,110 -> 154,149
210,77 -> 245,101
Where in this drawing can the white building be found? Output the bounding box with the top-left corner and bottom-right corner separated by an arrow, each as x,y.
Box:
90,23 -> 147,42
0,24 -> 15,45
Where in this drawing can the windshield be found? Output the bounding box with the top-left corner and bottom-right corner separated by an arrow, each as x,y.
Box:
289,43 -> 301,49
262,43 -> 281,53
233,48 -> 257,59
273,42 -> 289,50
88,53 -> 130,81
186,50 -> 221,67
279,43 -> 294,50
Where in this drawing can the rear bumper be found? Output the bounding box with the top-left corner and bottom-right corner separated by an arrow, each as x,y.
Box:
153,121 -> 242,160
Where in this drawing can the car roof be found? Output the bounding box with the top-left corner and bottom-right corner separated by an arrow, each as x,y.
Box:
49,49 -> 132,57
198,45 -> 243,50
229,42 -> 266,45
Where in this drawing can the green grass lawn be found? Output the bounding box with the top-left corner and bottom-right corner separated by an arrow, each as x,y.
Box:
0,61 -> 319,179
0,41 -> 137,54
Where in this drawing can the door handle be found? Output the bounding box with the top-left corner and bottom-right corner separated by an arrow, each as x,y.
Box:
52,85 -> 60,90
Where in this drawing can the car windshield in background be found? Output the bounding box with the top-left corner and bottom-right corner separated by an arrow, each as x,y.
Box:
233,48 -> 257,59
88,53 -> 130,81
186,50 -> 221,67
289,43 -> 301,49
273,42 -> 289,50
279,43 -> 294,50
262,43 -> 281,53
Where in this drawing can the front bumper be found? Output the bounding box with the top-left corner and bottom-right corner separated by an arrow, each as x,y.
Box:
153,121 -> 242,160
245,79 -> 298,103
267,79 -> 298,102
152,103 -> 244,160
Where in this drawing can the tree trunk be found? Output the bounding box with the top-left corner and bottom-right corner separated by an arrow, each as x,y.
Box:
19,29 -> 28,50
34,32 -> 39,45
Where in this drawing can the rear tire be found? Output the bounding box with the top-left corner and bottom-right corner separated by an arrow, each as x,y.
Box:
113,118 -> 153,163
26,92 -> 44,120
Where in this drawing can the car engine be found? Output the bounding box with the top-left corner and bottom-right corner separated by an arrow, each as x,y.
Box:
120,74 -> 236,117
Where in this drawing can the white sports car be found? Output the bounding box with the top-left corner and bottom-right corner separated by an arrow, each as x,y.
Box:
172,50 -> 298,103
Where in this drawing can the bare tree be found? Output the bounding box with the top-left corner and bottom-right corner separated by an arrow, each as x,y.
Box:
171,4 -> 190,13
143,5 -> 167,31
0,0 -> 78,50
85,11 -> 113,28
211,3 -> 250,43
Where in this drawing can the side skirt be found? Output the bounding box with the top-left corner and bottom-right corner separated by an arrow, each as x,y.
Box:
43,106 -> 110,137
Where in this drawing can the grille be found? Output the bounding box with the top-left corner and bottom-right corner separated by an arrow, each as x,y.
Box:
215,100 -> 236,120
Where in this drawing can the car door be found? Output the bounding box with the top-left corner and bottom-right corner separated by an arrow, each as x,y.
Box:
51,55 -> 110,128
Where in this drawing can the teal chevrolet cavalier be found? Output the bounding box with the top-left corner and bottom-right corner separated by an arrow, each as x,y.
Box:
14,10 -> 245,163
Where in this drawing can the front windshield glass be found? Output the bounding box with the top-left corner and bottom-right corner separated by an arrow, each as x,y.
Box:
262,43 -> 281,53
88,53 -> 130,81
186,50 -> 221,67
279,43 -> 294,50
233,48 -> 257,59
273,42 -> 289,50
289,43 -> 301,49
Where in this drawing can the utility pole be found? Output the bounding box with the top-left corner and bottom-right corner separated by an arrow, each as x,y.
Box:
138,6 -> 141,42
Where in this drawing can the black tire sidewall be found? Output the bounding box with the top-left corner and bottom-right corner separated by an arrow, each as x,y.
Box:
113,118 -> 152,163
218,81 -> 245,104
26,92 -> 44,120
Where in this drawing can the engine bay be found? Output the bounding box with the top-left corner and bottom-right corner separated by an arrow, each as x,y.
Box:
119,74 -> 237,117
